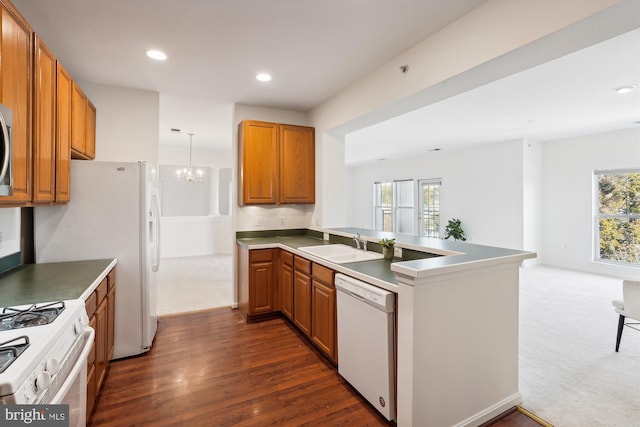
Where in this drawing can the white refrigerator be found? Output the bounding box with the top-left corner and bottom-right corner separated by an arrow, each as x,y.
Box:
34,160 -> 161,359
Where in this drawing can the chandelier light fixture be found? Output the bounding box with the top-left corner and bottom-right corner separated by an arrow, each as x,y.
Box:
176,132 -> 203,182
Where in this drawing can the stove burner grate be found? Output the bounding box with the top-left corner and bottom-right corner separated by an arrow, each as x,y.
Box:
0,301 -> 66,331
0,335 -> 30,373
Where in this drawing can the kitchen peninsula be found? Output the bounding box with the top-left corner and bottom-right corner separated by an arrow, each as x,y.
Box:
237,227 -> 536,426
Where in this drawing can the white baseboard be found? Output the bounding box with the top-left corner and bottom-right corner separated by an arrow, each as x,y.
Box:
452,393 -> 522,427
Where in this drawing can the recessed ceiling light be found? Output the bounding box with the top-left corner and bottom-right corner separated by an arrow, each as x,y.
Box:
146,49 -> 167,61
256,73 -> 272,82
615,85 -> 635,94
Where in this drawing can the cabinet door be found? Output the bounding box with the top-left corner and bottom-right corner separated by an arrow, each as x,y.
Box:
107,284 -> 115,361
55,63 -> 72,202
32,36 -> 56,203
70,82 -> 86,154
280,255 -> 294,320
279,124 -> 315,204
238,120 -> 278,205
0,4 -> 32,204
86,314 -> 97,422
293,270 -> 312,336
85,100 -> 96,159
95,297 -> 108,392
249,249 -> 274,314
312,280 -> 336,362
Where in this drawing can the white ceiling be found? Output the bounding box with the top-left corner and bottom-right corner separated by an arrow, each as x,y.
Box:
346,27 -> 640,165
11,0 -> 640,161
12,0 -> 485,148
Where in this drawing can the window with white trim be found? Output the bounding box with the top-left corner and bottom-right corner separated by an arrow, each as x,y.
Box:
418,179 -> 441,238
594,169 -> 640,265
373,180 -> 414,234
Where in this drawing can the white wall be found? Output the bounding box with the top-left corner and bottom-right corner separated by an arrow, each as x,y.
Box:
523,140 -> 544,267
309,0 -> 633,228
232,104 -> 312,232
158,146 -> 232,216
0,208 -> 20,258
346,140 -> 526,250
80,82 -> 159,165
542,127 -> 640,279
160,215 -> 232,257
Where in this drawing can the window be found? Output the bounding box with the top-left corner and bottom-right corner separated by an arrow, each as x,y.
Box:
418,179 -> 441,238
374,180 -> 414,234
594,169 -> 640,265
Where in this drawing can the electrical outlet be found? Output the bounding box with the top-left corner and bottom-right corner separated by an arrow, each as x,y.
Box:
280,216 -> 285,225
323,233 -> 329,241
256,216 -> 262,226
394,246 -> 402,258
0,231 -> 3,249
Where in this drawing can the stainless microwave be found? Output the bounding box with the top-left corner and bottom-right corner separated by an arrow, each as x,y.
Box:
0,103 -> 13,196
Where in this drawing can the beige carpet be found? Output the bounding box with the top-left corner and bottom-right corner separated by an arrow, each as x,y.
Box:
519,265 -> 640,427
156,255 -> 233,315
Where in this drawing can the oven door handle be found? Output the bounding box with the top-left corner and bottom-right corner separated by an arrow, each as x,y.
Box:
50,327 -> 94,404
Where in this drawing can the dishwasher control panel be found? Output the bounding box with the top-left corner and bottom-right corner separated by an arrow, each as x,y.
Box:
335,274 -> 395,312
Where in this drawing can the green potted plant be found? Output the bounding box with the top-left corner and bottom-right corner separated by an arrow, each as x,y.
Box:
379,237 -> 396,260
444,218 -> 467,241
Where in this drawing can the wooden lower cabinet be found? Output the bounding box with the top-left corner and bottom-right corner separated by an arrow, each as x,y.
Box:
85,266 -> 116,422
280,251 -> 294,320
293,256 -> 312,336
311,263 -> 336,362
237,246 -> 279,321
107,273 -> 115,360
240,247 -> 338,362
94,294 -> 108,392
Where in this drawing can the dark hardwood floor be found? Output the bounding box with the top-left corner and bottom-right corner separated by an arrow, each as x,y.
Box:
88,308 -> 546,426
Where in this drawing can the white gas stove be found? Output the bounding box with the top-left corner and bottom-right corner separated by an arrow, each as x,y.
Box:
0,299 -> 92,407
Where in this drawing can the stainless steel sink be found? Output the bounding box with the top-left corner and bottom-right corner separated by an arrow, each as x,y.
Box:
297,244 -> 384,263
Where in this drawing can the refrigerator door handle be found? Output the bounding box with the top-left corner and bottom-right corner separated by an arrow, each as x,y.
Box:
151,188 -> 161,272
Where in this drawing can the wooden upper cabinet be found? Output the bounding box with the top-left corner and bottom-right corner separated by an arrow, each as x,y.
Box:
70,82 -> 86,155
238,120 -> 279,205
238,120 -> 315,206
279,124 -> 314,204
0,2 -> 32,204
32,36 -> 56,203
55,63 -> 72,202
85,100 -> 96,159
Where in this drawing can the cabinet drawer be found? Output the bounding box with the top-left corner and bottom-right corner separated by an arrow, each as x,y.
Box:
312,263 -> 334,286
96,277 -> 108,303
85,292 -> 97,318
281,250 -> 293,266
249,249 -> 273,263
294,256 -> 311,275
107,268 -> 116,289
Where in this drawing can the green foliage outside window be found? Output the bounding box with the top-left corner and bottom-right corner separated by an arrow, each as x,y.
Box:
597,172 -> 640,264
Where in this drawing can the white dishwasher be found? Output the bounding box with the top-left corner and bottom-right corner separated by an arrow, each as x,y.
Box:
335,273 -> 396,421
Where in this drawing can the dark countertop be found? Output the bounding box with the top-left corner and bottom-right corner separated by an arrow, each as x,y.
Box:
0,258 -> 117,306
237,227 -> 536,291
237,234 -> 401,290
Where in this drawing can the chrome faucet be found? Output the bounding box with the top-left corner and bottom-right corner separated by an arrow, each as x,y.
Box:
353,233 -> 361,249
353,233 -> 367,252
